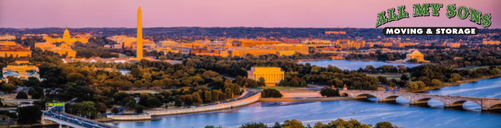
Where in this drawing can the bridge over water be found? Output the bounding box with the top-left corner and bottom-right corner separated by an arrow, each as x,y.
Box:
42,106 -> 117,128
339,90 -> 501,110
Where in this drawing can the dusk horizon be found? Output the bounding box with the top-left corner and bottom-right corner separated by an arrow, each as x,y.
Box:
1,0 -> 500,28
1,1 -> 501,128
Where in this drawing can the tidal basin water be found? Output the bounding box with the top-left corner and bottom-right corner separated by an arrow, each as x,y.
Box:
108,77 -> 501,128
299,60 -> 422,70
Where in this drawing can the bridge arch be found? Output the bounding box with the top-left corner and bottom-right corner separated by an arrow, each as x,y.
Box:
489,104 -> 501,110
411,97 -> 446,106
379,95 -> 411,102
448,100 -> 481,108
353,93 -> 378,99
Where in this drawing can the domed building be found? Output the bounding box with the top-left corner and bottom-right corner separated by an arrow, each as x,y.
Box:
404,50 -> 429,62
43,28 -> 91,44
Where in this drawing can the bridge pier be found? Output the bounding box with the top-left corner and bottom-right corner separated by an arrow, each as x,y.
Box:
378,96 -> 398,102
355,95 -> 367,99
482,107 -> 491,111
410,100 -> 429,105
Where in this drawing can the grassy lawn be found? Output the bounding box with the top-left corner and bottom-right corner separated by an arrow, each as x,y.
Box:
248,85 -> 317,89
456,66 -> 489,71
365,73 -> 406,81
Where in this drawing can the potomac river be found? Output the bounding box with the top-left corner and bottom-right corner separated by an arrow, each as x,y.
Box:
299,60 -> 422,70
108,60 -> 501,128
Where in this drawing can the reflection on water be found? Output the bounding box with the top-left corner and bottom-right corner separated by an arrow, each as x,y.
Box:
261,102 -> 314,107
299,60 -> 422,70
108,76 -> 501,128
109,99 -> 501,128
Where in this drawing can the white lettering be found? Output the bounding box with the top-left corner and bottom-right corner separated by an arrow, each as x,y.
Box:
386,29 -> 393,34
446,29 -> 452,34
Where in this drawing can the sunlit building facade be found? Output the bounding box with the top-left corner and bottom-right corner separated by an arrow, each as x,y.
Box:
44,28 -> 90,44
0,41 -> 31,57
247,67 -> 284,86
2,65 -> 40,81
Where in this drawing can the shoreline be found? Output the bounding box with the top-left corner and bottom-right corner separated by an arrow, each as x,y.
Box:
409,75 -> 501,93
345,59 -> 378,61
296,58 -> 331,62
258,97 -> 353,102
297,59 -> 381,62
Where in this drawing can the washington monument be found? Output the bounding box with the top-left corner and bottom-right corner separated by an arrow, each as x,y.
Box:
137,6 -> 143,59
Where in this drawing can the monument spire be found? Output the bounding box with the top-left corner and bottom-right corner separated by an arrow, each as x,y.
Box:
137,6 -> 143,59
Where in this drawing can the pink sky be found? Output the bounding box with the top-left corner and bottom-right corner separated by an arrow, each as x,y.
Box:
0,0 -> 499,28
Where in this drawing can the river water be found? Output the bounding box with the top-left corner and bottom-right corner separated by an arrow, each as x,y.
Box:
108,60 -> 501,128
299,60 -> 422,70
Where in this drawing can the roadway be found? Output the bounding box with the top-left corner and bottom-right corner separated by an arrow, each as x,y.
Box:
44,106 -> 117,128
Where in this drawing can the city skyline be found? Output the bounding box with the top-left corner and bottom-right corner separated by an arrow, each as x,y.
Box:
1,0 -> 500,28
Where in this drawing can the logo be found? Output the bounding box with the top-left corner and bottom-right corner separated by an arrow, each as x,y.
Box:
375,3 -> 492,35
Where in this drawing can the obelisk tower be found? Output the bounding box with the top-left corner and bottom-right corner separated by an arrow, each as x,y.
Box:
137,6 -> 143,59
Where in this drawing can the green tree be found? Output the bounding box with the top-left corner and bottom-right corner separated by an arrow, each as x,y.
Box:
138,92 -> 150,106
313,121 -> 324,128
111,107 -> 119,115
147,97 -> 162,108
240,122 -> 268,128
134,81 -> 142,88
26,77 -> 40,87
160,90 -> 173,98
400,74 -> 409,81
490,68 -> 501,76
1,83 -> 17,94
378,76 -> 388,84
134,105 -> 144,113
374,121 -> 396,128
16,106 -> 42,125
262,89 -> 283,98
192,92 -> 203,104
174,96 -> 182,107
212,90 -> 219,101
27,88 -> 35,95
205,125 -> 224,128
122,96 -> 137,107
407,82 -> 418,91
131,68 -> 141,78
449,73 -> 462,82
95,102 -> 108,114
142,81 -> 152,88
418,76 -> 431,86
159,56 -> 167,60
16,91 -> 28,99
66,73 -> 85,82
283,119 -> 305,128
320,88 -> 339,97
31,92 -> 43,99
257,77 -> 266,86
113,92 -> 129,102
225,88 -> 233,98
430,79 -> 443,87
204,91 -> 212,103
416,81 -> 426,89
68,101 -> 96,116
152,80 -> 164,87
